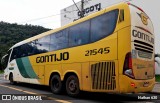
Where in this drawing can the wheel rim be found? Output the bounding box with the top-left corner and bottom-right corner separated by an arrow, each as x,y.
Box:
52,78 -> 60,91
68,79 -> 77,93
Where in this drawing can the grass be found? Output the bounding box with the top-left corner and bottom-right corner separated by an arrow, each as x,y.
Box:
155,75 -> 160,82
0,70 -> 4,74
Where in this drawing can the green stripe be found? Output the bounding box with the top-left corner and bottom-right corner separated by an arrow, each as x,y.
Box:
16,57 -> 38,79
16,58 -> 30,78
21,57 -> 38,78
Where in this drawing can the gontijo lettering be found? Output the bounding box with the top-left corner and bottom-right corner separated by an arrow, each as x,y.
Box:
36,52 -> 69,63
132,29 -> 154,44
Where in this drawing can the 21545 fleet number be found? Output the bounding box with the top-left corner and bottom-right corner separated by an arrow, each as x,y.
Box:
85,47 -> 110,56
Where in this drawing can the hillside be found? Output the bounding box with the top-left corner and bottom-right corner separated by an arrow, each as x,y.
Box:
0,21 -> 51,69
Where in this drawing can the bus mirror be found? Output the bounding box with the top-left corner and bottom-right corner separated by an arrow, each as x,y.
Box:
1,54 -> 9,70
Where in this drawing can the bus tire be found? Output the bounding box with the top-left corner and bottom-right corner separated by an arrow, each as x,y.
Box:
9,73 -> 15,85
50,75 -> 62,94
66,75 -> 80,97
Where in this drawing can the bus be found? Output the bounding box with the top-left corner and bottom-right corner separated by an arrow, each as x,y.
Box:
1,2 -> 155,97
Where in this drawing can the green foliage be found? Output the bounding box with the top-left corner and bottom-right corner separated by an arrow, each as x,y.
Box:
0,21 -> 50,70
0,70 -> 4,74
155,75 -> 160,82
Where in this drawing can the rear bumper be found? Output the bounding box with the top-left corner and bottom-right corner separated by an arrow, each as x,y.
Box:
119,75 -> 155,93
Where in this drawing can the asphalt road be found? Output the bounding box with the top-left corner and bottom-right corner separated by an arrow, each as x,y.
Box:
0,74 -> 160,103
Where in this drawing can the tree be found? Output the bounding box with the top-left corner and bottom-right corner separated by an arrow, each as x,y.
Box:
0,21 -> 51,66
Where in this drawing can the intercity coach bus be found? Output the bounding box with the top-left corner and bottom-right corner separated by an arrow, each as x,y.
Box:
1,2 -> 155,96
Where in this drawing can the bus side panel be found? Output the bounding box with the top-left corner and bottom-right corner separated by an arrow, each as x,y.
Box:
45,64 -> 62,85
81,62 -> 91,91
38,66 -> 45,84
118,27 -> 131,92
118,27 -> 131,75
62,63 -> 82,90
9,60 -> 21,82
8,58 -> 40,84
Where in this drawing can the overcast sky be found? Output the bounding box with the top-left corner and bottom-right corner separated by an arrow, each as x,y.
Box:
0,0 -> 159,53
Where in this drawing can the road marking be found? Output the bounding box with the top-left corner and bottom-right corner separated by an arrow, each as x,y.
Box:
0,84 -> 23,92
22,91 -> 37,94
47,97 -> 72,103
0,84 -> 72,103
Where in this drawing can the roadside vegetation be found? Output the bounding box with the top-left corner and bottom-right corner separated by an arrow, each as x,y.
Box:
0,70 -> 4,74
0,21 -> 51,70
155,75 -> 160,82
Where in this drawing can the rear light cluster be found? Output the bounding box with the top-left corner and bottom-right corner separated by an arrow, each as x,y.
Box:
123,52 -> 135,79
130,82 -> 135,87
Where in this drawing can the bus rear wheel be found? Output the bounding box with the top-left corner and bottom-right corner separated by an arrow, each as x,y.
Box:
66,75 -> 80,97
50,75 -> 62,94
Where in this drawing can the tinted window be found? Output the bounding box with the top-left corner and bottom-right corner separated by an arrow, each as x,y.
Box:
13,46 -> 27,58
91,9 -> 118,42
36,35 -> 50,53
50,29 -> 68,51
69,21 -> 90,47
24,42 -> 38,56
10,47 -> 19,60
27,40 -> 42,55
19,44 -> 30,57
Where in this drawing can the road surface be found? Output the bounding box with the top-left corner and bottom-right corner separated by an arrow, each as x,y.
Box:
0,74 -> 159,103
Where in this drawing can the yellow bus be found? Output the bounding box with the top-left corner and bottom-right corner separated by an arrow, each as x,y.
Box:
1,2 -> 155,97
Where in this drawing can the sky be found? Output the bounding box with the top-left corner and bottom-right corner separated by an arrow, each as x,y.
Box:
0,0 -> 159,53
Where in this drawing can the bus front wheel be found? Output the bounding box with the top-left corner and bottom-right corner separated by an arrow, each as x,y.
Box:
66,75 -> 80,97
9,73 -> 15,85
50,75 -> 62,94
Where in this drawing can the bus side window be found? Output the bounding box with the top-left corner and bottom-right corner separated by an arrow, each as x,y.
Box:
10,48 -> 18,61
50,29 -> 68,51
69,21 -> 90,47
28,40 -> 39,55
25,43 -> 34,56
36,35 -> 50,53
20,44 -> 28,57
90,9 -> 119,42
119,9 -> 124,23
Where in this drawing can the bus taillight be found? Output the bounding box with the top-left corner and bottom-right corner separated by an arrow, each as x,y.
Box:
123,52 -> 135,79
131,82 -> 135,87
